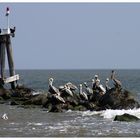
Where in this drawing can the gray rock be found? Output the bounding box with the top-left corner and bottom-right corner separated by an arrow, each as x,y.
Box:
114,113 -> 140,122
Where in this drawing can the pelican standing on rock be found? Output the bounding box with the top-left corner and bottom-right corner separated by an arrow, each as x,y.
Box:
52,94 -> 65,103
65,82 -> 78,91
92,75 -> 100,91
92,77 -> 100,91
105,78 -> 111,91
111,70 -> 122,89
48,78 -> 65,103
48,78 -> 60,96
79,84 -> 88,101
64,84 -> 74,97
83,82 -> 93,95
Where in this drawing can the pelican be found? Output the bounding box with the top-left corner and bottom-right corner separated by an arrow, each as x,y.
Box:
111,70 -> 122,87
65,82 -> 78,91
105,78 -> 111,91
52,94 -> 65,103
58,85 -> 65,91
79,84 -> 88,101
94,74 -> 98,79
2,113 -> 8,120
98,84 -> 106,94
92,78 -> 100,91
48,78 -> 60,96
65,84 -> 74,97
111,70 -> 115,80
83,82 -> 93,95
60,85 -> 74,97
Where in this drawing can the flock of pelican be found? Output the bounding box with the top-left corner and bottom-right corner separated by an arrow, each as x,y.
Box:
47,70 -> 122,104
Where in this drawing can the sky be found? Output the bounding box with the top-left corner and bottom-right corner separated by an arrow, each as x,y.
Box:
0,3 -> 140,69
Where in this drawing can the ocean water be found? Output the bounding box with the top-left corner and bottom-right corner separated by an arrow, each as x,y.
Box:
0,69 -> 140,137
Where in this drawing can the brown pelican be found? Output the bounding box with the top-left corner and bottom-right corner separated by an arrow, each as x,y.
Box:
48,78 -> 60,96
92,78 -> 106,95
65,82 -> 78,91
83,82 -> 93,95
92,78 -> 100,91
105,78 -> 111,91
65,84 -> 74,97
52,94 -> 65,103
92,75 -> 100,89
79,84 -> 88,101
60,84 -> 74,97
111,70 -> 122,88
98,84 -> 106,94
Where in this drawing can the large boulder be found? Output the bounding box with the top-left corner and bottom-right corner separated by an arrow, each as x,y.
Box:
98,88 -> 140,110
114,113 -> 140,122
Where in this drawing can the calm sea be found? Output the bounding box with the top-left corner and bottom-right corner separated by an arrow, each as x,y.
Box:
0,69 -> 140,137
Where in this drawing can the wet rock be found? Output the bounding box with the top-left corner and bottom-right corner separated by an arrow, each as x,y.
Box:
10,100 -> 19,105
23,93 -> 48,105
114,113 -> 140,122
48,104 -> 63,112
98,88 -> 140,110
74,105 -> 87,111
0,89 -> 11,99
12,86 -> 34,98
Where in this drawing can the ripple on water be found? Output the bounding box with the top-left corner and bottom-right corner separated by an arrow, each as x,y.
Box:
27,122 -> 43,126
10,122 -> 19,125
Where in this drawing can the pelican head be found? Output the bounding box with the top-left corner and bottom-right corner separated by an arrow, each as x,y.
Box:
111,70 -> 115,79
94,75 -> 98,78
84,82 -> 86,84
111,70 -> 115,74
106,78 -> 109,82
65,84 -> 70,89
49,78 -> 54,82
84,82 -> 87,87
